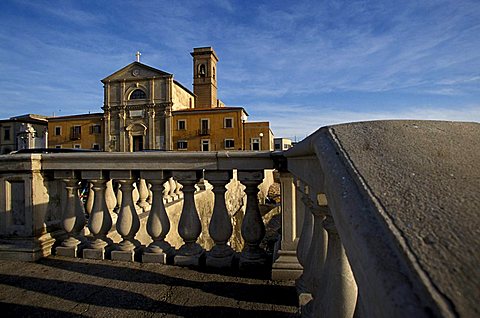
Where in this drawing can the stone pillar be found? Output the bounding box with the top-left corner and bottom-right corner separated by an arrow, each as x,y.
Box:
238,170 -> 267,269
148,109 -> 155,149
205,170 -> 234,268
173,170 -> 205,266
119,111 -> 126,152
82,171 -> 113,260
164,106 -> 173,150
110,171 -> 141,262
103,110 -> 110,151
272,172 -> 303,280
313,215 -> 358,318
142,170 -> 174,263
55,171 -> 86,257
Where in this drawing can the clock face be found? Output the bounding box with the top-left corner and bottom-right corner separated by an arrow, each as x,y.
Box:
132,69 -> 140,77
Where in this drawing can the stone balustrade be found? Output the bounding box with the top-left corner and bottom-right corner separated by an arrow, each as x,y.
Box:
0,151 -> 275,270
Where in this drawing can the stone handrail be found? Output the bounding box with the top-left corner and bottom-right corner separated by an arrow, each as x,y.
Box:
285,120 -> 480,318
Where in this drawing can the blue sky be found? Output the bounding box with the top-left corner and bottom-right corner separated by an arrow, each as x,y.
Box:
0,0 -> 479,139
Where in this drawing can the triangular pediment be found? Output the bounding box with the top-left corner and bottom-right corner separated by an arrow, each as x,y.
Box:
101,62 -> 172,82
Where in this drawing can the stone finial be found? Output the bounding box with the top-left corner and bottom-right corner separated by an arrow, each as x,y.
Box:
136,51 -> 141,62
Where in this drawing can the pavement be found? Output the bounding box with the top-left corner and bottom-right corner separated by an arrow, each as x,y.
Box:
0,256 -> 299,318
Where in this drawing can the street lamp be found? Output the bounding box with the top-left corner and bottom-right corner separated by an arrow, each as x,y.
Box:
259,132 -> 263,151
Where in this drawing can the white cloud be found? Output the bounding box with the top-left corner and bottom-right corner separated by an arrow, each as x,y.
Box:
253,103 -> 480,139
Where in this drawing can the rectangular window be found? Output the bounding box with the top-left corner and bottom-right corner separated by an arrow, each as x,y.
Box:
55,126 -> 61,136
74,144 -> 81,149
4,127 -> 10,141
92,143 -> 100,150
201,139 -> 210,151
199,118 -> 210,135
224,139 -> 235,149
91,124 -> 101,134
251,138 -> 260,151
224,117 -> 233,128
71,125 -> 81,139
177,119 -> 186,130
177,140 -> 188,150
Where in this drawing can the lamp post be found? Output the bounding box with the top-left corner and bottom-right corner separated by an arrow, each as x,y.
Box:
241,112 -> 247,150
259,132 -> 264,151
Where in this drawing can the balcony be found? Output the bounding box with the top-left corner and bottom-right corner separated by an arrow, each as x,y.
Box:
0,120 -> 478,317
198,128 -> 210,136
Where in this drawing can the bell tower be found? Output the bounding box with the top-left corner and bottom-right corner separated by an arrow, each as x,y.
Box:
191,47 -> 218,108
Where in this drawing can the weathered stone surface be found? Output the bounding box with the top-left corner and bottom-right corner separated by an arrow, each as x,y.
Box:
328,120 -> 480,318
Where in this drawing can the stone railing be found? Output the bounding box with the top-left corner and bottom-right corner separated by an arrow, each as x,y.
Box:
283,120 -> 479,318
0,151 -> 275,270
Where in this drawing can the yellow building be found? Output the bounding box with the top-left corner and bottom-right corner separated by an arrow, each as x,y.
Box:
173,107 -> 245,151
245,121 -> 274,151
48,113 -> 104,150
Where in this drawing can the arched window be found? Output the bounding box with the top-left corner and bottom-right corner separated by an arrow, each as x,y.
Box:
198,64 -> 206,77
130,89 -> 146,100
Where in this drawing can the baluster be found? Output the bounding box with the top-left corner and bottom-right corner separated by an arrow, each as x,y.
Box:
147,182 -> 153,205
82,171 -> 113,259
85,182 -> 94,214
173,170 -> 205,266
142,171 -> 174,263
314,215 -> 358,318
163,179 -> 171,202
238,170 -> 267,269
115,182 -> 122,210
301,192 -> 329,317
137,178 -> 150,211
295,182 -> 314,294
105,179 -> 117,213
174,179 -> 183,199
205,170 -> 234,268
110,171 -> 141,262
168,177 -> 177,201
55,171 -> 86,257
132,181 -> 140,207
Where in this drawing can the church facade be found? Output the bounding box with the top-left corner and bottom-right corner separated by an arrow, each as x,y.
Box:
40,47 -> 273,152
101,53 -> 195,152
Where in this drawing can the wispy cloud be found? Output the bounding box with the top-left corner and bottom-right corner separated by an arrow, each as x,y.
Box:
255,103 -> 480,140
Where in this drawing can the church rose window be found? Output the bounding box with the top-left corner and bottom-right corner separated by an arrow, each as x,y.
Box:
130,89 -> 146,100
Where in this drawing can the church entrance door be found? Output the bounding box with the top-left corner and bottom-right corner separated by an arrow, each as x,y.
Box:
132,135 -> 144,152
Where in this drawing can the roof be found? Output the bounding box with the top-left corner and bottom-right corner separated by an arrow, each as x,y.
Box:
0,114 -> 48,125
47,113 -> 104,121
101,61 -> 172,83
173,79 -> 195,97
173,106 -> 249,116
